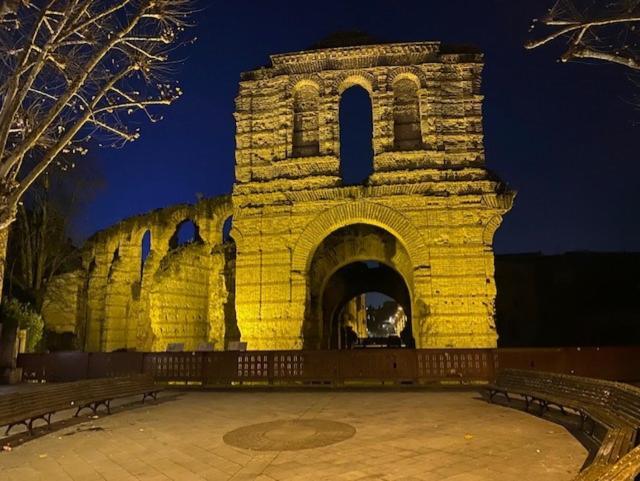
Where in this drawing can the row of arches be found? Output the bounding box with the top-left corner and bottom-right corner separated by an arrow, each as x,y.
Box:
102,215 -> 235,282
291,76 -> 423,167
90,199 -> 432,351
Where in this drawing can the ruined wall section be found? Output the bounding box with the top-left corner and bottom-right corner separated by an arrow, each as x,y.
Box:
233,42 -> 514,349
148,243 -> 211,351
61,195 -> 235,352
41,271 -> 82,334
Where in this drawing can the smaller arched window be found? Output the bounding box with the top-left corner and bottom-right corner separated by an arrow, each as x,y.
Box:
169,219 -> 201,249
339,85 -> 373,185
393,78 -> 422,151
108,246 -> 120,278
140,230 -> 151,276
292,84 -> 320,157
222,216 -> 233,243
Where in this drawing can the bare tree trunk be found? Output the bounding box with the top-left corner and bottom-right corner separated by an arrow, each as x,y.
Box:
0,223 -> 19,374
0,224 -> 8,301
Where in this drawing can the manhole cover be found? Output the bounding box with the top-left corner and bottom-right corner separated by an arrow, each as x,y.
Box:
223,419 -> 356,451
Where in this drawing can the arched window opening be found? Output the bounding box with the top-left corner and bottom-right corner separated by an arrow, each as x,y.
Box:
339,85 -> 373,185
108,246 -> 120,278
323,260 -> 414,349
393,78 -> 422,151
292,84 -> 320,157
222,216 -> 233,243
140,230 -> 151,276
169,219 -> 201,249
222,215 -> 239,348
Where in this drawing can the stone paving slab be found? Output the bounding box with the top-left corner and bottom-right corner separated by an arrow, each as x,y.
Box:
0,390 -> 587,481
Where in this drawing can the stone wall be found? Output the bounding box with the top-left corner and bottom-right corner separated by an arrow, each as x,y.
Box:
43,196 -> 233,352
44,40 -> 513,352
41,271 -> 82,334
232,42 -> 513,349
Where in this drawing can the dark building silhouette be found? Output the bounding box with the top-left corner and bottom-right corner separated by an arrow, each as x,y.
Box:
495,252 -> 640,347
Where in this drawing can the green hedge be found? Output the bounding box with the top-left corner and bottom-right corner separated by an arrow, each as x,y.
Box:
0,299 -> 44,352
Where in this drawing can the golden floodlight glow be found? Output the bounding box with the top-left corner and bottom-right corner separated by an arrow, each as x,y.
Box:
42,41 -> 513,352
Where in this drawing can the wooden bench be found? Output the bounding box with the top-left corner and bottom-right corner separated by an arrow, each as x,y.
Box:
73,375 -> 160,416
485,369 -> 640,480
598,444 -> 640,481
0,374 -> 161,436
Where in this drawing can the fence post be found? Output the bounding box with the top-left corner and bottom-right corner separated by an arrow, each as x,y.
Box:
490,348 -> 498,381
267,352 -> 274,385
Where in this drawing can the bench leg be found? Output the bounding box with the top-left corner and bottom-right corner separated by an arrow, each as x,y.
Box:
75,403 -> 94,417
142,391 -> 160,403
92,400 -> 111,415
579,411 -> 588,430
28,413 -> 53,432
538,400 -> 548,416
578,412 -> 596,436
5,420 -> 29,436
489,390 -> 510,404
76,402 -> 102,417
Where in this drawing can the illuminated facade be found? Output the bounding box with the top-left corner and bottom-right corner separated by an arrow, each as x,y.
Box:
43,41 -> 513,351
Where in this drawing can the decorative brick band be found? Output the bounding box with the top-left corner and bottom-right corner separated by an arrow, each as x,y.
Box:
291,200 -> 429,274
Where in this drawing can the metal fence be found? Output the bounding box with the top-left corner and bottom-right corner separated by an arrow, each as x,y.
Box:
18,349 -> 496,385
16,347 -> 640,385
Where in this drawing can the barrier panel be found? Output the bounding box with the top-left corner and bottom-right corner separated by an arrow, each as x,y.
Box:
496,347 -> 640,382
143,352 -> 205,383
88,352 -> 145,378
16,349 -> 495,385
416,349 -> 496,382
16,346 -> 640,385
20,351 -> 89,382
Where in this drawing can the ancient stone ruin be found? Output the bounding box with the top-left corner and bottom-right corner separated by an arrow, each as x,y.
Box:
43,40 -> 514,352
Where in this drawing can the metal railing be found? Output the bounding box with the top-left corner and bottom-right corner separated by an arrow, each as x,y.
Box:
18,349 -> 495,385
17,346 -> 640,385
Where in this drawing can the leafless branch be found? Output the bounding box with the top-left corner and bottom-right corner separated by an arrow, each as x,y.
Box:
0,0 -> 194,232
527,0 -> 640,70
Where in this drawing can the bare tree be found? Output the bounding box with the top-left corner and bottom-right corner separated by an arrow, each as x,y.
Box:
0,0 -> 193,299
6,155 -> 103,310
527,0 -> 640,70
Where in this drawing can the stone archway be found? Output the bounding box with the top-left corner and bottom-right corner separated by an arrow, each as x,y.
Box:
321,261 -> 412,349
302,223 -> 415,349
291,200 -> 430,274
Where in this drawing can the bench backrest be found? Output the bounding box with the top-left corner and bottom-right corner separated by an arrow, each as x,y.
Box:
496,369 -> 640,425
0,374 -> 157,428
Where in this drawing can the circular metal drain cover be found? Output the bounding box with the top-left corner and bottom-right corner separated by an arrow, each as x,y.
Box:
223,419 -> 356,451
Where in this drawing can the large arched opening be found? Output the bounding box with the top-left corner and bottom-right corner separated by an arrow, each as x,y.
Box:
302,223 -> 415,349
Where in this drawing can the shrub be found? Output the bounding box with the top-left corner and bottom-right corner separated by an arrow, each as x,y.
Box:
0,299 -> 44,352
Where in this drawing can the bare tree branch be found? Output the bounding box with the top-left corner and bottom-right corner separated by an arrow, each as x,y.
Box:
527,1 -> 640,70
0,0 -> 193,231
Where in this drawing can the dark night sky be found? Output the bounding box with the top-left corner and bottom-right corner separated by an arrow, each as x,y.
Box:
72,0 -> 640,255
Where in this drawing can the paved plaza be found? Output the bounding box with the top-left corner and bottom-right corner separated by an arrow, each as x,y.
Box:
0,389 -> 587,481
